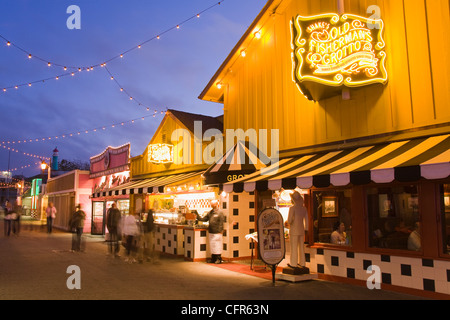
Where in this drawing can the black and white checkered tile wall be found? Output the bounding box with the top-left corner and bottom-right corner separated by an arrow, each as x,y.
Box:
304,247 -> 450,295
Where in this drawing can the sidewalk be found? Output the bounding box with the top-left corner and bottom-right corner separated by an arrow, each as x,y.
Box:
0,218 -> 427,301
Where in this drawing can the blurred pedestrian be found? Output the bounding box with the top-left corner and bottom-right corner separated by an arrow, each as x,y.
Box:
3,203 -> 12,237
106,202 -> 122,257
122,211 -> 140,263
45,202 -> 57,234
69,204 -> 86,252
11,203 -> 21,236
138,209 -> 158,263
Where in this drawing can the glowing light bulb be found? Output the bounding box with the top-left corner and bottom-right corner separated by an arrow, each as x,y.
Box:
240,49 -> 246,57
254,31 -> 261,39
6,41 -> 11,46
28,54 -> 32,59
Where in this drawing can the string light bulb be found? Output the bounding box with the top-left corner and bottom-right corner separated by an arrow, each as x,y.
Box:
240,49 -> 246,57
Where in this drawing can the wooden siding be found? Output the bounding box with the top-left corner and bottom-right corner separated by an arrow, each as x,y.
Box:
211,0 -> 450,153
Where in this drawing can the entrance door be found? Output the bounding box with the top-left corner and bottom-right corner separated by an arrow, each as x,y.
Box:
91,202 -> 105,235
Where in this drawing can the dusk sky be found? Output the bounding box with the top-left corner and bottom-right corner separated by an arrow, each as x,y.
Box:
0,0 -> 266,178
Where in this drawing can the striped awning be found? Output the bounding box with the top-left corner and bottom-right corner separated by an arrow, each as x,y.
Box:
203,140 -> 270,185
223,134 -> 450,193
92,171 -> 204,198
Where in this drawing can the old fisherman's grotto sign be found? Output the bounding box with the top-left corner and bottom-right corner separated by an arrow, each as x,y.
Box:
291,13 -> 388,101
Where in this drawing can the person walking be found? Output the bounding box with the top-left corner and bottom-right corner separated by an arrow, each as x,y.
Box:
45,202 -> 57,234
106,203 -> 122,257
69,204 -> 86,252
139,209 -> 158,263
3,201 -> 12,237
122,211 -> 140,263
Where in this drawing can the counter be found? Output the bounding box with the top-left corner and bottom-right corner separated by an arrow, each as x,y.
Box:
154,223 -> 210,261
184,224 -> 209,262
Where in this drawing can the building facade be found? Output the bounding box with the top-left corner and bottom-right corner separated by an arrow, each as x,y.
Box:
200,0 -> 450,297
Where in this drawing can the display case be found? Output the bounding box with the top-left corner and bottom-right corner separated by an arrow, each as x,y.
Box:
149,191 -> 216,226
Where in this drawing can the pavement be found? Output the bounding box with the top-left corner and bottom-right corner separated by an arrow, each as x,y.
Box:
0,218 -> 426,304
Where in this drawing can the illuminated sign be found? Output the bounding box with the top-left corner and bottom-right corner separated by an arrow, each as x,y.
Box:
148,144 -> 174,164
90,143 -> 130,178
31,179 -> 42,210
291,13 -> 388,101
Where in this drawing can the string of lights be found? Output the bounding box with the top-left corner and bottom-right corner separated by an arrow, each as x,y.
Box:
0,112 -> 164,146
0,1 -> 225,91
104,66 -> 168,114
0,161 -> 41,178
1,144 -> 50,161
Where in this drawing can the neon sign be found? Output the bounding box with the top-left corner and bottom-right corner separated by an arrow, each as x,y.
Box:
148,144 -> 174,164
291,13 -> 388,101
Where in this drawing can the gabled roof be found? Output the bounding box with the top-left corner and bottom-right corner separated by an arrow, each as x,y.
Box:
198,0 -> 278,103
167,109 -> 223,135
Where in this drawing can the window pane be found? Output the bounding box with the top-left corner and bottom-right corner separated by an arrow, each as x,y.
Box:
367,185 -> 420,251
313,189 -> 352,246
441,184 -> 450,255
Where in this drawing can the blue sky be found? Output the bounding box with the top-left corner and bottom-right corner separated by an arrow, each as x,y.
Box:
0,0 -> 266,178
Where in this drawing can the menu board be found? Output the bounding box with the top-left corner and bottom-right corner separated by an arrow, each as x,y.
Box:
257,208 -> 285,266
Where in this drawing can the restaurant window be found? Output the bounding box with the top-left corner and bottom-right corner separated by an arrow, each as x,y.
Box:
440,184 -> 450,255
312,189 -> 352,246
367,185 -> 420,251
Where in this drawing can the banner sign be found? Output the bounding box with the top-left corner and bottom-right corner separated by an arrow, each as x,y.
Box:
257,208 -> 285,266
292,13 -> 388,101
90,144 -> 130,178
148,143 -> 174,164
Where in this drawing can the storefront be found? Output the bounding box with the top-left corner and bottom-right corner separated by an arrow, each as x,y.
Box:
116,109 -> 224,261
90,144 -> 131,235
199,0 -> 450,297
45,170 -> 93,232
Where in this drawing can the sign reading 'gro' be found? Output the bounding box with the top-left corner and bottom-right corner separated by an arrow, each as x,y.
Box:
291,13 -> 388,101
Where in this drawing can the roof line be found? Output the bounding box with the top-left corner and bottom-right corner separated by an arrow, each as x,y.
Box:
198,0 -> 277,101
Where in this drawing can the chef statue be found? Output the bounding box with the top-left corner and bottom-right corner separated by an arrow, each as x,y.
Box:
287,191 -> 309,272
196,199 -> 226,264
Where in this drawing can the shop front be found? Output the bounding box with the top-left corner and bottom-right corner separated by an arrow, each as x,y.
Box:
90,144 -> 131,235
118,109 -> 224,261
45,170 -> 93,232
199,0 -> 450,297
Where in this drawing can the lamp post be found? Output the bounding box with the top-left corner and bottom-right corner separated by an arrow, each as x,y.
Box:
40,160 -> 51,180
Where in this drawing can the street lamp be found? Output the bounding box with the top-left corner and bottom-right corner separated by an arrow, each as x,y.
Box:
40,160 -> 51,180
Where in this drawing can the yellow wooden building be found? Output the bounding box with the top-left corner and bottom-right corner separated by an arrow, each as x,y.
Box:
200,0 -> 450,297
200,0 -> 450,154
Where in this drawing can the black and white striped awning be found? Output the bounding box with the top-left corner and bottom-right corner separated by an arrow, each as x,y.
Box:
203,140 -> 270,185
223,134 -> 450,193
92,171 -> 203,198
